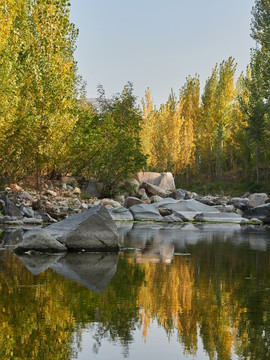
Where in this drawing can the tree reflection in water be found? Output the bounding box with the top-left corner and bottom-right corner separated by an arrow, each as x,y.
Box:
0,226 -> 269,359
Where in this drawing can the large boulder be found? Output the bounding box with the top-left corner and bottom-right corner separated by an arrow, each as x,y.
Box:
248,193 -> 269,207
243,203 -> 270,222
168,189 -> 189,200
46,204 -> 119,251
141,182 -> 169,198
14,229 -> 67,254
129,204 -> 163,221
135,172 -> 175,191
194,212 -> 244,224
157,199 -> 220,220
0,194 -> 23,219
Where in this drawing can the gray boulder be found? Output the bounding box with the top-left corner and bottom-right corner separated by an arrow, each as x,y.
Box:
20,205 -> 35,218
129,204 -> 163,221
109,206 -> 134,221
194,212 -> 244,224
243,203 -> 270,222
46,204 -> 119,251
124,196 -> 143,209
168,189 -> 189,200
141,182 -> 169,198
248,193 -> 268,207
160,199 -> 220,220
14,229 -> 67,254
213,205 -> 234,213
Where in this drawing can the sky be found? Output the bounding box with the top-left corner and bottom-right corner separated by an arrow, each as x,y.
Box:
69,0 -> 255,106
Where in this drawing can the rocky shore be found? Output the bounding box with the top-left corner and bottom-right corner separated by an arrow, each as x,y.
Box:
1,172 -> 270,253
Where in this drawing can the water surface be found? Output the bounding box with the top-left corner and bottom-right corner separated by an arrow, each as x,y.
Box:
0,224 -> 270,360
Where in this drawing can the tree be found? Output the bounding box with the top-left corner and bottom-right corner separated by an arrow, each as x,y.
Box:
70,83 -> 147,196
0,0 -> 81,186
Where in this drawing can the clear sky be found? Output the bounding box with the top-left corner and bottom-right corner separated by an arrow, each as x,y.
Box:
69,0 -> 255,106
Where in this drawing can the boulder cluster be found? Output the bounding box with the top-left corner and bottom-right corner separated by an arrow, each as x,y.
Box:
1,172 -> 270,228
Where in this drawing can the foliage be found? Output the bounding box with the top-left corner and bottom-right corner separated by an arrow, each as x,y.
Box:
70,83 -> 147,196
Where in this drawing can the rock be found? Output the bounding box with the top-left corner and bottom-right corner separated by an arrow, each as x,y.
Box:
213,205 -> 234,213
46,204 -> 119,251
17,191 -> 32,201
161,214 -> 184,223
124,179 -> 140,195
0,217 -> 24,226
0,195 -> 24,219
124,196 -> 143,209
137,188 -> 147,198
108,206 -> 134,221
35,210 -> 57,223
159,199 -> 220,220
158,207 -> 173,216
20,205 -> 35,218
101,198 -> 121,207
14,229 -> 67,254
141,182 -> 169,198
243,203 -> 270,222
129,204 -> 163,221
249,218 -> 263,225
85,179 -> 101,198
113,195 -> 125,205
135,172 -> 175,191
229,197 -> 249,210
168,189 -> 189,200
150,195 -> 163,203
73,187 -> 81,195
194,212 -> 244,223
248,193 -> 268,207
22,218 -> 43,225
80,203 -> 88,210
46,190 -> 57,197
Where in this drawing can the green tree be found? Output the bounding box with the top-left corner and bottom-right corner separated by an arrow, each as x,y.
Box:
70,83 -> 147,196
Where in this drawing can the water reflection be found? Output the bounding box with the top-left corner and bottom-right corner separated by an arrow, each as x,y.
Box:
0,224 -> 269,359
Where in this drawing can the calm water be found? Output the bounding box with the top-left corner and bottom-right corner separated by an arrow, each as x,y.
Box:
0,223 -> 270,360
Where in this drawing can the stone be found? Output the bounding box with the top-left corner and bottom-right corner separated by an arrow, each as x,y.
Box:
14,229 -> 67,254
85,179 -> 101,198
249,218 -> 263,225
137,188 -> 147,198
34,210 -> 57,223
124,179 -> 140,194
248,193 -> 268,207
160,199 -> 220,220
194,212 -> 244,224
150,195 -> 163,203
17,191 -> 32,201
46,204 -> 119,251
113,195 -> 125,205
81,203 -> 88,210
158,172 -> 176,191
135,172 -> 175,191
168,189 -> 189,200
20,205 -> 35,218
141,182 -> 168,198
0,194 -> 23,219
158,207 -> 173,216
213,205 -> 234,213
46,190 -> 57,197
129,204 -> 163,221
101,198 -> 121,207
0,217 -> 24,226
108,206 -> 134,221
124,196 -> 143,209
243,203 -> 270,222
73,187 -> 81,195
161,214 -> 184,223
22,218 -> 43,225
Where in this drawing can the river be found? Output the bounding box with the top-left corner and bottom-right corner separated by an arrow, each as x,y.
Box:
0,223 -> 269,359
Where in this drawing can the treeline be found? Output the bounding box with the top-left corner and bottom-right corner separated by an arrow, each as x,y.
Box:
0,0 -> 270,192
